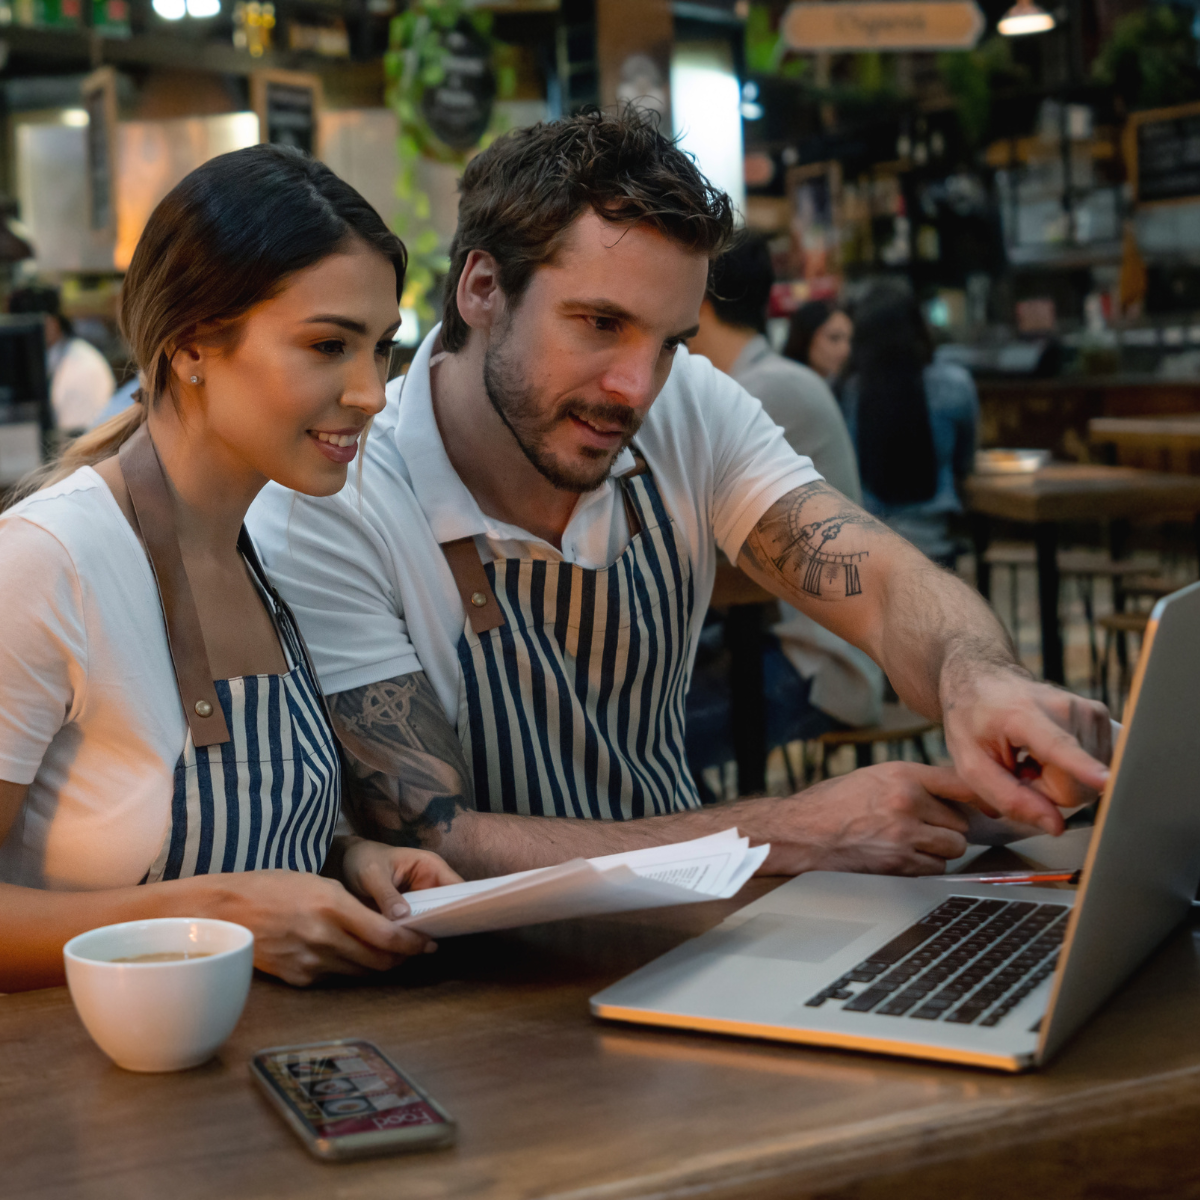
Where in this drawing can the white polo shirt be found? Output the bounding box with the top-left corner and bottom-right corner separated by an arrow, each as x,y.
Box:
246,326 -> 821,725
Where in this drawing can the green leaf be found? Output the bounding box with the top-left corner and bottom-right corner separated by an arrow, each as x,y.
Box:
415,228 -> 441,254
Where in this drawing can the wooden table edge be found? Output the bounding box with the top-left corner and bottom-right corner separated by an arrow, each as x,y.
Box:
542,1058 -> 1200,1200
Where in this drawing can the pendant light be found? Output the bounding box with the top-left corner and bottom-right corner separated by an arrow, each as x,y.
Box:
998,0 -> 1056,36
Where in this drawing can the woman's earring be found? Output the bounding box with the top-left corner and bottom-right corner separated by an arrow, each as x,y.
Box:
190,376 -> 200,384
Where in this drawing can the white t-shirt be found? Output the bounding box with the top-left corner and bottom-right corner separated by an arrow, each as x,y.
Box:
247,326 -> 821,726
0,469 -> 186,890
48,338 -> 116,431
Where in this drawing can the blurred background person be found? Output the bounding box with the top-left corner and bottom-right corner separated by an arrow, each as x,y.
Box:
686,235 -> 884,797
840,286 -> 979,568
8,285 -> 115,433
784,299 -> 853,387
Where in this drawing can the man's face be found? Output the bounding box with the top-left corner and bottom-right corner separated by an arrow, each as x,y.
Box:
481,210 -> 709,493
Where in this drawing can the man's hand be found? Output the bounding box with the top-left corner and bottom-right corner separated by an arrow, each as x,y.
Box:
743,763 -> 973,876
941,663 -> 1112,835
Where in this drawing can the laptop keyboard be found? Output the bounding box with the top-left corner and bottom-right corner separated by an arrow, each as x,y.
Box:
804,896 -> 1070,1027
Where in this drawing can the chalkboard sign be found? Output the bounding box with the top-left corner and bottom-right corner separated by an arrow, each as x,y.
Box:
251,71 -> 322,156
422,22 -> 495,153
1129,102 -> 1200,206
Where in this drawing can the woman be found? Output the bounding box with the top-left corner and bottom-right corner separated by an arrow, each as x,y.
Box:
839,287 -> 979,566
783,300 -> 853,385
0,145 -> 460,992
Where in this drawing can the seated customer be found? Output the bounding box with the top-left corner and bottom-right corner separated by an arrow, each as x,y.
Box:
249,110 -> 1111,886
784,299 -> 853,388
0,146 -> 458,993
840,287 -> 979,568
685,235 -> 883,784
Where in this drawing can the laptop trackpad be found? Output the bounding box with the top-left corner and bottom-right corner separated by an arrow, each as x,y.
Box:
711,915 -> 874,964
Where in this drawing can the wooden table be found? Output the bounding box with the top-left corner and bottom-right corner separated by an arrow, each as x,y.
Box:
1089,416 -> 1200,474
965,464 -> 1200,683
10,880 -> 1200,1200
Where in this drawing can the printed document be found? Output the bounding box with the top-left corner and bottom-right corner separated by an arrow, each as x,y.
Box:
398,829 -> 769,938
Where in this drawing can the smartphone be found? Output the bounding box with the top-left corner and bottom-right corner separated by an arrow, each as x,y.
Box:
250,1038 -> 457,1161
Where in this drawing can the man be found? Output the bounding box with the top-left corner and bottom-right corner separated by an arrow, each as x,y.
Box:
686,237 -> 883,780
249,109 -> 1110,887
7,286 -> 115,431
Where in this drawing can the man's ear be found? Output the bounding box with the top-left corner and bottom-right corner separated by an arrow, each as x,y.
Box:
456,249 -> 505,336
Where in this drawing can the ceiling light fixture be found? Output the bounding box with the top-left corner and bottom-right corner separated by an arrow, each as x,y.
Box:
152,0 -> 186,18
998,0 -> 1056,36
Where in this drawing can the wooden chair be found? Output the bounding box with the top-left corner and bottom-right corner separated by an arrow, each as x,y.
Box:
983,542 -> 1166,686
1097,611 -> 1151,716
802,703 -> 938,783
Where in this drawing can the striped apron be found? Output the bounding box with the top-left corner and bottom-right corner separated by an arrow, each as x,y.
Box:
440,454 -> 702,820
118,426 -> 340,885
143,566 -> 341,883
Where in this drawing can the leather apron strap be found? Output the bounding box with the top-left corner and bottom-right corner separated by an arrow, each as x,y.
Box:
118,424 -> 231,747
441,536 -> 506,634
437,449 -> 650,634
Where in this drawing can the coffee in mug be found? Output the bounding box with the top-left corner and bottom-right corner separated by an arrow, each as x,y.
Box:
108,952 -> 214,963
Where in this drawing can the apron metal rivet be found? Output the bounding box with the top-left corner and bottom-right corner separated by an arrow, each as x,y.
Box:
194,700 -> 213,718
470,592 -> 488,607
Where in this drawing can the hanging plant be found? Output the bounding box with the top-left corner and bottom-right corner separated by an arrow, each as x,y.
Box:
1093,3 -> 1200,112
385,0 -> 517,323
744,3 -> 810,80
937,36 -> 1024,147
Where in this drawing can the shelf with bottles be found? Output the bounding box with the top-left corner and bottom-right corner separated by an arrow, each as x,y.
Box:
987,100 -> 1125,264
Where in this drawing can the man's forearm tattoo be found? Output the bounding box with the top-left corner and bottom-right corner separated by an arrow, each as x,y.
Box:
741,481 -> 881,601
329,672 -> 473,850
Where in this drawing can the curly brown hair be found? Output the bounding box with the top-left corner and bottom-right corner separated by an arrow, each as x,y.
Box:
440,107 -> 735,352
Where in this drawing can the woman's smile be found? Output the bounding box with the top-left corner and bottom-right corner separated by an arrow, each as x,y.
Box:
310,427 -> 364,464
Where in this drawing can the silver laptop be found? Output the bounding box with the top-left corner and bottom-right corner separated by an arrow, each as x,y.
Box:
592,582 -> 1200,1071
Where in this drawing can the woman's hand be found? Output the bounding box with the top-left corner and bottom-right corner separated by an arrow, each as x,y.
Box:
186,868 -> 439,986
339,837 -> 463,921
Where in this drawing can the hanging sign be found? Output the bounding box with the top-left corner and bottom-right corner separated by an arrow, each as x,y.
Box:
782,1 -> 985,51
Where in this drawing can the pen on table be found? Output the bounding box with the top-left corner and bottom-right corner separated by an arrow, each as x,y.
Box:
938,869 -> 1082,885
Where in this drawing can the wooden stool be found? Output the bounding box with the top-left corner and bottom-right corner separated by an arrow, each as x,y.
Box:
1121,574 -> 1176,601
808,703 -> 938,782
1098,611 -> 1151,716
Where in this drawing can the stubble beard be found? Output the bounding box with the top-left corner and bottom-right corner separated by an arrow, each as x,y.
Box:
482,329 -> 641,494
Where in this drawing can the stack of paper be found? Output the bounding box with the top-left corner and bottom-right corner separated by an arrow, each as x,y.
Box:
398,829 -> 768,938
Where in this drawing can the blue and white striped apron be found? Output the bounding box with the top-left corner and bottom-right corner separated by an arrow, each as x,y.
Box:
118,424 -> 340,887
141,559 -> 341,884
447,458 -> 702,820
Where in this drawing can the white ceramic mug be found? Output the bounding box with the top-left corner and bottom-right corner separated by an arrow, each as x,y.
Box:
63,918 -> 254,1072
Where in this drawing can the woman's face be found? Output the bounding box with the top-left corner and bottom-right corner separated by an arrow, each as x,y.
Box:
181,239 -> 400,497
809,310 -> 853,380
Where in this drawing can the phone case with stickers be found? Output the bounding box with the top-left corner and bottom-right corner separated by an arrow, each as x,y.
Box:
250,1038 -> 457,1160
